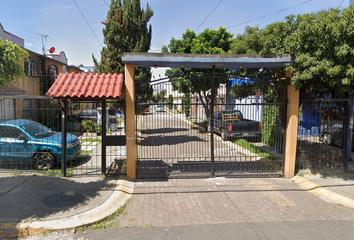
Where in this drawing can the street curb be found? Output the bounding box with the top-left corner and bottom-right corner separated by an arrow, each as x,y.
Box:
0,178 -> 134,238
293,175 -> 354,209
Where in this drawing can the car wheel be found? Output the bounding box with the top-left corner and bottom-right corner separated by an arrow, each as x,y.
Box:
221,129 -> 228,141
322,133 -> 333,146
33,152 -> 55,170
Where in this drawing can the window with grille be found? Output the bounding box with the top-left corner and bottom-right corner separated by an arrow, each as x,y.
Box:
24,58 -> 37,76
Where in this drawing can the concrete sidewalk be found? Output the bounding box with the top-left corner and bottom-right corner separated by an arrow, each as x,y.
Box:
1,165 -> 354,239
0,170 -> 133,238
295,163 -> 354,209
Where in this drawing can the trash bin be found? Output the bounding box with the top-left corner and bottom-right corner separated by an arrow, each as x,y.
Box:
110,122 -> 117,131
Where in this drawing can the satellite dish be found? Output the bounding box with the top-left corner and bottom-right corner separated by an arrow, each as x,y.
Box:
49,47 -> 55,53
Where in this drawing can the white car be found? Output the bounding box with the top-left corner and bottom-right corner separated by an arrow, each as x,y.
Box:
155,105 -> 164,112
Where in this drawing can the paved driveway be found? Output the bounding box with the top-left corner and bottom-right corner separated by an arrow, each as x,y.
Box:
118,177 -> 354,227
137,110 -> 281,178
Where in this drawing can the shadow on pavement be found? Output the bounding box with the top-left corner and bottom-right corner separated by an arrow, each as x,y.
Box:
138,135 -> 206,146
0,173 -> 116,224
140,127 -> 189,135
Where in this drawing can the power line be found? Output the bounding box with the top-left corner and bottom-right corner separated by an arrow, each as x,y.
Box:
102,0 -> 110,7
73,0 -> 103,48
339,0 -> 345,7
196,0 -> 223,32
227,0 -> 313,29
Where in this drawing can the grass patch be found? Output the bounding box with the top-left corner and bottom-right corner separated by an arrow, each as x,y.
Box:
234,139 -> 277,161
297,173 -> 304,177
75,198 -> 131,232
10,171 -> 21,176
80,150 -> 93,156
80,138 -> 102,144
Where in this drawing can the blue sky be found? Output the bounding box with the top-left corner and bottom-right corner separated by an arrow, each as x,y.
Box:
0,0 -> 349,66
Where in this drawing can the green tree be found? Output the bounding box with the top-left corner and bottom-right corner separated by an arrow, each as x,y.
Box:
162,27 -> 233,118
93,0 -> 153,113
182,93 -> 190,117
230,6 -> 354,98
0,38 -> 28,87
228,23 -> 291,147
285,7 -> 354,97
158,89 -> 166,102
168,94 -> 173,109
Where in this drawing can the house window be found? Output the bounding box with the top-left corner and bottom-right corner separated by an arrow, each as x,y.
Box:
48,65 -> 58,78
24,58 -> 37,76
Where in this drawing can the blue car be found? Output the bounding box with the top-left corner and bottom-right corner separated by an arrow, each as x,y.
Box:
0,119 -> 81,170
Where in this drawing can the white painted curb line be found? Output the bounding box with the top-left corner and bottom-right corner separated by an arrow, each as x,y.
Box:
293,175 -> 354,209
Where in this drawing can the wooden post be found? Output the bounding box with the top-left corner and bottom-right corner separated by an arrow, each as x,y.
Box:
284,80 -> 299,178
125,64 -> 136,180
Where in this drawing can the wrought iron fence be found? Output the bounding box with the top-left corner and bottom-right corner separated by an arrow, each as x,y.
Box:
296,99 -> 351,172
0,97 -> 126,176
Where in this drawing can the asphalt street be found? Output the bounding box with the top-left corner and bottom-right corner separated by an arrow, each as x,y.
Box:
20,220 -> 354,240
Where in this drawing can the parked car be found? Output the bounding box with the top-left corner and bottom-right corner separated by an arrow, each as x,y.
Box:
207,110 -> 261,141
76,110 -> 99,123
155,105 -> 164,112
0,119 -> 81,170
97,107 -> 117,126
320,124 -> 354,149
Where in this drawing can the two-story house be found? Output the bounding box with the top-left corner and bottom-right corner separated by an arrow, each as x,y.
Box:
0,22 -> 82,120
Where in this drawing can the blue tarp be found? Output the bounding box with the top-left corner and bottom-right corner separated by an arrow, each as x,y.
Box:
227,77 -> 253,87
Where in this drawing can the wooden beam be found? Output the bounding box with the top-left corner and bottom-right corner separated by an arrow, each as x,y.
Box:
284,82 -> 299,178
125,64 -> 136,180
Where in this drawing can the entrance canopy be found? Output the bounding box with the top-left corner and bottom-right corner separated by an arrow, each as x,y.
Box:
122,52 -> 293,69
46,72 -> 124,100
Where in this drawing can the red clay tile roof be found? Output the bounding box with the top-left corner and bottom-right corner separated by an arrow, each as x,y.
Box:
46,72 -> 124,100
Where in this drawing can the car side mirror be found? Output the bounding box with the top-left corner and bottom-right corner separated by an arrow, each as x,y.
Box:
18,133 -> 29,140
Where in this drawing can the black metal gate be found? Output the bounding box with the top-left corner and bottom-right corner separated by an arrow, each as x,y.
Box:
296,98 -> 352,172
136,72 -> 287,178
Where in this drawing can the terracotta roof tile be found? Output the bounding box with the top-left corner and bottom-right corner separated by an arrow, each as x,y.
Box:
46,72 -> 124,100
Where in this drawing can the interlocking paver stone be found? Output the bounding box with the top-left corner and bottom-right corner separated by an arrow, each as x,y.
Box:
118,177 -> 354,227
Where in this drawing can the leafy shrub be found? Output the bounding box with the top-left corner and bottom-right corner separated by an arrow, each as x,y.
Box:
96,124 -> 102,133
68,117 -> 77,123
82,120 -> 97,133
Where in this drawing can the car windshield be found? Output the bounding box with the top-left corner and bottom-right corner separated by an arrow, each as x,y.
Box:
21,122 -> 54,138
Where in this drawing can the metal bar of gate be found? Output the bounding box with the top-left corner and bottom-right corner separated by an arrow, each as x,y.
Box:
61,99 -> 67,177
344,99 -> 351,171
210,65 -> 215,177
102,99 -> 106,175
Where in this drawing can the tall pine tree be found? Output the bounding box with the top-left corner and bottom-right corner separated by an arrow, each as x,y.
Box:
93,0 -> 153,113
